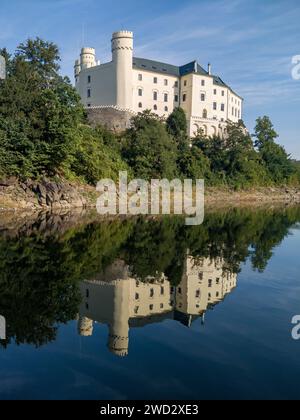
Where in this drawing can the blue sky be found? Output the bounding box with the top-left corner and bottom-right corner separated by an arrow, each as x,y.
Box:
1,0 -> 300,158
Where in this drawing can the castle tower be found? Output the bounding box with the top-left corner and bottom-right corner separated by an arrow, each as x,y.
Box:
111,31 -> 133,109
78,316 -> 94,337
107,278 -> 130,357
80,47 -> 97,70
74,59 -> 81,83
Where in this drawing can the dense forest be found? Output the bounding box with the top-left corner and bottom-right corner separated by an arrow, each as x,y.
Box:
0,38 -> 299,188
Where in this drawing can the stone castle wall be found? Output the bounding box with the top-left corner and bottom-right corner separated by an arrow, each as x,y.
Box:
86,106 -> 135,132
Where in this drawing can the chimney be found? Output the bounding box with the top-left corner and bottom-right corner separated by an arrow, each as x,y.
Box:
208,63 -> 212,75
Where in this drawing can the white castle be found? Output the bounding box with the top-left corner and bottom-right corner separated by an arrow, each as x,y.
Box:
74,31 -> 243,137
77,257 -> 237,357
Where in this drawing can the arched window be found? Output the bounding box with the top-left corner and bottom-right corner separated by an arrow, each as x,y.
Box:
153,91 -> 158,101
153,104 -> 158,111
138,102 -> 142,108
202,109 -> 208,118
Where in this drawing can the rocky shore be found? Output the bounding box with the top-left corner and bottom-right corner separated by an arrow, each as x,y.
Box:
0,177 -> 96,211
0,177 -> 300,212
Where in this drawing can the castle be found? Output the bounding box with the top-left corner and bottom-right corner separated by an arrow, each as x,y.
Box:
77,256 -> 237,357
74,31 -> 243,137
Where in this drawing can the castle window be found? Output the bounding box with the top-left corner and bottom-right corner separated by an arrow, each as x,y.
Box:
202,109 -> 208,118
182,94 -> 187,102
196,290 -> 200,298
164,93 -> 168,102
149,305 -> 154,311
208,293 -> 211,300
153,91 -> 158,101
213,102 -> 217,110
174,81 -> 179,88
208,279 -> 213,288
238,110 -> 240,119
184,80 -> 187,87
216,278 -> 220,285
221,103 -> 225,112
153,104 -> 158,111
85,303 -> 89,310
235,108 -> 237,117
222,90 -> 225,96
138,74 -> 143,81
135,293 -> 140,300
87,75 -> 91,84
161,287 -> 164,295
216,292 -> 219,298
134,306 -> 139,314
160,303 -> 164,309
86,289 -> 89,298
178,287 -> 182,294
232,107 -> 234,116
164,106 -> 168,112
199,272 -> 203,280
87,88 -> 91,98
150,289 -> 154,298
154,77 -> 158,84
201,93 -> 205,102
174,95 -> 179,102
138,88 -> 143,97
201,80 -> 205,86
213,89 -> 217,95
138,102 -> 143,108
164,79 -> 168,86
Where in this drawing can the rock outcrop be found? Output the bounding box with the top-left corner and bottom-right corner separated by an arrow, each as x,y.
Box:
0,177 -> 92,211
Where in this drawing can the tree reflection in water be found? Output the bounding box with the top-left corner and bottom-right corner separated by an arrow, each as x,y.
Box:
0,206 -> 300,352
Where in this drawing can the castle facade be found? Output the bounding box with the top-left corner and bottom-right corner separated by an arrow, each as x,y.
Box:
75,31 -> 243,137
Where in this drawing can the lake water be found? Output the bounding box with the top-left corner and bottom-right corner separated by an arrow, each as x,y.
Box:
0,206 -> 300,400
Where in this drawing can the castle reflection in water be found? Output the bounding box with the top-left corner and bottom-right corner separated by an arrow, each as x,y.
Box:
78,256 -> 237,357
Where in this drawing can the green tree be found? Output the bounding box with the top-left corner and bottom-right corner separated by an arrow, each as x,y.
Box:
166,107 -> 187,138
0,38 -> 84,178
122,110 -> 178,179
253,116 -> 295,183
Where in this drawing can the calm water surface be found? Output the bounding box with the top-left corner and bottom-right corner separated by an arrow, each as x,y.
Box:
0,207 -> 300,400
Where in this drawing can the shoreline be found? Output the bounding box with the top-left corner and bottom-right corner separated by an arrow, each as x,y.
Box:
0,177 -> 300,213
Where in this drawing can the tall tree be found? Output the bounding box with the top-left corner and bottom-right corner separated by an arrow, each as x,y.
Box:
254,116 -> 294,183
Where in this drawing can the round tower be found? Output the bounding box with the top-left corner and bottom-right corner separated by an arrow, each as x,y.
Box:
78,316 -> 94,337
107,278 -> 130,357
111,31 -> 133,109
80,47 -> 96,70
74,59 -> 81,83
